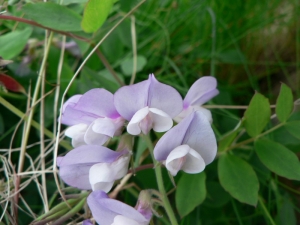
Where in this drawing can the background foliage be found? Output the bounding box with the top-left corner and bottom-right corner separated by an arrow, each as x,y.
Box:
0,0 -> 300,224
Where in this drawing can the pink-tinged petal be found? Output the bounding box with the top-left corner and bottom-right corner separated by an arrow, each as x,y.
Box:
147,74 -> 183,118
114,80 -> 150,121
182,111 -> 217,164
89,156 -> 130,192
149,108 -> 173,132
181,148 -> 205,174
165,145 -> 190,176
154,113 -> 194,161
65,123 -> 88,147
87,190 -> 149,225
74,88 -> 120,118
127,107 -> 150,135
184,76 -> 219,107
84,122 -> 110,146
165,145 -> 205,176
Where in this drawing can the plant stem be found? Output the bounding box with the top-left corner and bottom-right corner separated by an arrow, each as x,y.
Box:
144,134 -> 178,225
258,196 -> 276,225
225,123 -> 284,152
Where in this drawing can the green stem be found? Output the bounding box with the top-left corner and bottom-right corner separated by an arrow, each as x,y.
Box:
258,196 -> 276,225
143,135 -> 178,225
0,96 -> 71,150
225,123 -> 284,152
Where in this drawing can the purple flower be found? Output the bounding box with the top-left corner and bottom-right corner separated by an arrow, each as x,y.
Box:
114,74 -> 183,135
154,110 -> 217,176
87,190 -> 151,225
174,76 -> 219,123
61,88 -> 124,147
57,145 -> 130,192
82,220 -> 93,225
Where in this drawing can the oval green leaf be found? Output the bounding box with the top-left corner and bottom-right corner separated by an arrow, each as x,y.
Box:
22,2 -> 82,31
255,139 -> 300,180
285,121 -> 300,139
121,55 -> 147,76
243,93 -> 271,137
0,27 -> 32,60
175,172 -> 206,218
218,154 -> 259,206
81,0 -> 114,33
276,83 -> 293,122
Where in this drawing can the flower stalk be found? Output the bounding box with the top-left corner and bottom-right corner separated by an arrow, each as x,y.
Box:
144,134 -> 178,225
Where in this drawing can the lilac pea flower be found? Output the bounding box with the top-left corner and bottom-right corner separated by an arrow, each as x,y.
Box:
82,220 -> 93,225
174,76 -> 219,123
61,88 -> 124,147
114,74 -> 183,135
154,110 -> 217,176
57,145 -> 130,192
87,190 -> 151,225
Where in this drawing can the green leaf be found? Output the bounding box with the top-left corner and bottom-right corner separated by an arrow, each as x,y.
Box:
0,27 -> 32,59
285,121 -> 300,139
277,195 -> 297,225
22,2 -> 82,31
254,139 -> 300,180
276,83 -> 293,122
203,181 -> 231,208
120,56 -> 147,76
176,172 -> 206,218
81,0 -> 114,33
218,121 -> 241,152
243,93 -> 271,137
218,154 -> 259,206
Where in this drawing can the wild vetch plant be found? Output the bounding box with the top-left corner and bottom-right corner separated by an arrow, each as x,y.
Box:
57,75 -> 218,225
1,1 -> 300,225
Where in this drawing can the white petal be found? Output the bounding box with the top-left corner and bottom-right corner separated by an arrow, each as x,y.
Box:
127,107 -> 150,135
92,117 -> 117,137
173,106 -> 212,124
93,181 -> 115,193
84,122 -> 110,146
112,215 -> 143,225
181,148 -> 205,174
165,145 -> 205,176
89,156 -> 130,192
173,107 -> 194,123
65,123 -> 88,147
165,145 -> 190,176
149,108 -> 173,132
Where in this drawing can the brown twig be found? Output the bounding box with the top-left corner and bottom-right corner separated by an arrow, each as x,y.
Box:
0,15 -> 90,43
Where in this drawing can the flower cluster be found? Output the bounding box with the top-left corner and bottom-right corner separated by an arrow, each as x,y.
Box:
57,74 -> 218,225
